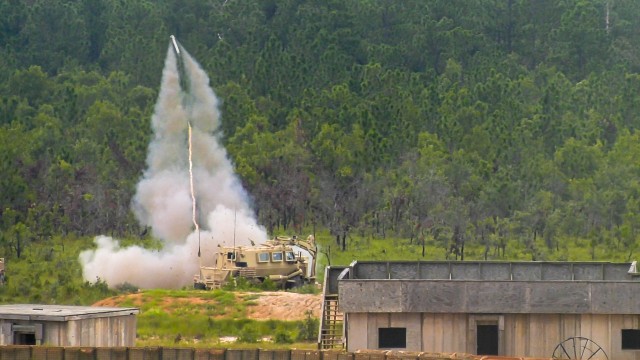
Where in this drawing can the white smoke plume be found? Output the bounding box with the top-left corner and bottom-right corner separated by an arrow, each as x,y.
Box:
79,40 -> 267,289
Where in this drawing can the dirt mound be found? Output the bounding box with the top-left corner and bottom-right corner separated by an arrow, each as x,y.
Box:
245,291 -> 321,321
93,291 -> 322,321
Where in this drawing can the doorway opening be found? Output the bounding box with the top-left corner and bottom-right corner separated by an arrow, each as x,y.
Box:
14,331 -> 36,345
10,323 -> 41,345
477,324 -> 499,355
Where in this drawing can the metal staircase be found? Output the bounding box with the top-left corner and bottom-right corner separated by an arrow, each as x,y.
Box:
319,294 -> 343,349
318,266 -> 348,349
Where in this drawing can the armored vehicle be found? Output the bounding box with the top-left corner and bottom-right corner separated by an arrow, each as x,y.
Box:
193,235 -> 317,289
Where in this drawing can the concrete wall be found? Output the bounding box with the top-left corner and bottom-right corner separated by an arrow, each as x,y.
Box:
339,280 -> 640,314
346,312 -> 640,360
348,261 -> 635,281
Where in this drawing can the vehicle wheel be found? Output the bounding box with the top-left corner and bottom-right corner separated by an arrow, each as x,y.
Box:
193,282 -> 206,290
287,275 -> 304,289
552,337 -> 608,360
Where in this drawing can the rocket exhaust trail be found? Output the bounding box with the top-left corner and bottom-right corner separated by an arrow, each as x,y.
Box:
171,35 -> 201,254
188,116 -> 200,256
78,34 -> 268,289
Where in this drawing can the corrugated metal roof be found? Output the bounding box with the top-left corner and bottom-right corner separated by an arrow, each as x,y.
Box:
0,304 -> 139,321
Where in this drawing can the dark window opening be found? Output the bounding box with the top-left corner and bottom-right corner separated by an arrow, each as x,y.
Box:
477,324 -> 499,355
378,327 -> 406,348
622,329 -> 640,349
14,332 -> 35,345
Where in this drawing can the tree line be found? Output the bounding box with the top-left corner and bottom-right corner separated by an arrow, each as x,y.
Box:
2,0 -> 640,260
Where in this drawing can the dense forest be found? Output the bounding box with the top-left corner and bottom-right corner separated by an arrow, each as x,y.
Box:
2,0 -> 640,263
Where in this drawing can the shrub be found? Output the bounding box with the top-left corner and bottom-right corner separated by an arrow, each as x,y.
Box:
222,276 -> 261,291
259,278 -> 278,291
115,282 -> 139,293
238,326 -> 259,343
290,284 -> 320,294
296,311 -> 318,341
274,330 -> 293,344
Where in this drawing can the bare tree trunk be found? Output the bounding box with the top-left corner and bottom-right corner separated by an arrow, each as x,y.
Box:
15,231 -> 22,259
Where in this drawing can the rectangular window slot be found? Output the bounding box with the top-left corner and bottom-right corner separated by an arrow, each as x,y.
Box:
378,327 -> 406,349
622,329 -> 640,350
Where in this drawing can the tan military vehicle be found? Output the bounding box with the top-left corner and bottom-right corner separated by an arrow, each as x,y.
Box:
193,235 -> 317,289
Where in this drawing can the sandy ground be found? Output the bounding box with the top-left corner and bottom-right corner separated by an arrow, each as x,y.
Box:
93,291 -> 322,321
244,291 -> 321,320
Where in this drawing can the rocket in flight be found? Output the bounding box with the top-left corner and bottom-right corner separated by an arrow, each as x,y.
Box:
170,35 -> 189,94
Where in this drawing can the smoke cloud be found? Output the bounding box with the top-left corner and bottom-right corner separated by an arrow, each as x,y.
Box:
79,40 -> 267,289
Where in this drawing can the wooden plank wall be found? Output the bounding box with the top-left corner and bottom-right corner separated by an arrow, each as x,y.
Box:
348,312 -> 640,360
504,314 -> 640,359
350,313 -> 468,354
67,315 -> 137,346
421,314 -> 467,353
0,315 -> 137,347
